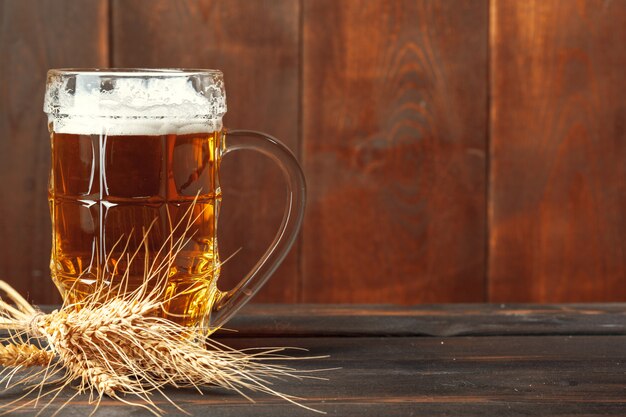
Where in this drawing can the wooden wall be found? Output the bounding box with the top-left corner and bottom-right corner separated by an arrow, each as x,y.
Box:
0,0 -> 624,305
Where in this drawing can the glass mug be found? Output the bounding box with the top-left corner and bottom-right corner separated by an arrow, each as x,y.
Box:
43,69 -> 305,331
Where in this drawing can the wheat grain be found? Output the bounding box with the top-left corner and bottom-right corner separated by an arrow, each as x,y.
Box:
0,343 -> 53,367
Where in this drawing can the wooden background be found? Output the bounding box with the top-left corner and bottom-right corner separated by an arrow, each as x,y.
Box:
0,0 -> 624,305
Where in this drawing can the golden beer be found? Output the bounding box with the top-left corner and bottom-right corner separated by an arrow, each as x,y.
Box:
49,130 -> 222,326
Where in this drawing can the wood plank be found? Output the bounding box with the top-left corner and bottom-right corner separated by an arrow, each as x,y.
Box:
489,1 -> 626,301
4,335 -> 626,416
111,0 -> 300,302
0,0 -> 108,304
218,303 -> 626,337
25,304 -> 626,338
301,0 -> 488,303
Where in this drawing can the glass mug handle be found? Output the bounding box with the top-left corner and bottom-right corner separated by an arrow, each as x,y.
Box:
209,129 -> 306,330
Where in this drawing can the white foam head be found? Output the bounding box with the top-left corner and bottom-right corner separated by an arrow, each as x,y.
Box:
44,69 -> 227,135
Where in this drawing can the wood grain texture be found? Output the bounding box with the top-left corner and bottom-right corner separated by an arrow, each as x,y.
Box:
3,0 -> 626,305
489,0 -> 626,302
19,303 -> 626,338
112,0 -> 301,302
0,0 -> 108,304
5,303 -> 626,417
8,336 -> 626,416
218,303 -> 626,337
301,0 -> 488,303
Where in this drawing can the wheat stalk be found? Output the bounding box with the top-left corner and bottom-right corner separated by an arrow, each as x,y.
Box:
0,201 -> 327,415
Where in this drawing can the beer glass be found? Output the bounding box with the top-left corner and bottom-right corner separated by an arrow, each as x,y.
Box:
43,69 -> 305,331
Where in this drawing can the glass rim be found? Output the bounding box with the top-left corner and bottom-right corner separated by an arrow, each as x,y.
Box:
47,68 -> 223,77
44,68 -> 227,134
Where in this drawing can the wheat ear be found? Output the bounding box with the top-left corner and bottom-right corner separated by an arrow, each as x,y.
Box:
0,198 -> 329,415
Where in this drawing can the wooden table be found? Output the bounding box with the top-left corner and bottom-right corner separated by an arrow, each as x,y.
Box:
4,304 -> 626,416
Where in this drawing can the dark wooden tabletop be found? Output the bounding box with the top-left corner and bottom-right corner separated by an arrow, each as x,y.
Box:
3,304 -> 626,416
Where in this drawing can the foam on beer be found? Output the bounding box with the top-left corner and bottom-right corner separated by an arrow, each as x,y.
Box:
44,74 -> 226,135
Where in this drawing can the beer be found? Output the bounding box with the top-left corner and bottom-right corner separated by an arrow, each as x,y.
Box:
49,130 -> 222,326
